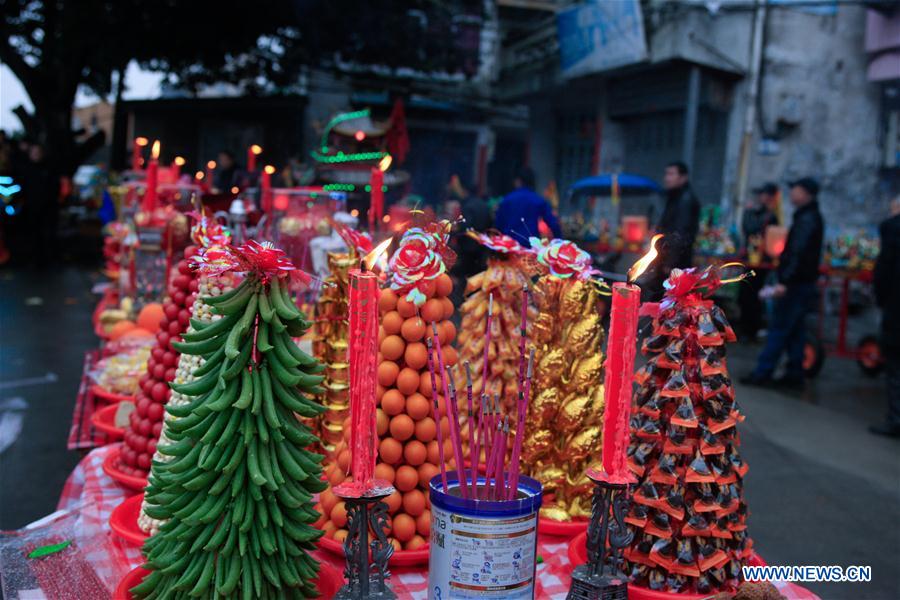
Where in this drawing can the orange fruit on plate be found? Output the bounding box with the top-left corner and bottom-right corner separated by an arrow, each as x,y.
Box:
379,289 -> 398,313
120,327 -> 153,339
108,320 -> 136,340
382,311 -> 403,335
137,303 -> 165,332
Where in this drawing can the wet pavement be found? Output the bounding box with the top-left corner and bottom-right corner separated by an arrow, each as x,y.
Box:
0,265 -> 898,599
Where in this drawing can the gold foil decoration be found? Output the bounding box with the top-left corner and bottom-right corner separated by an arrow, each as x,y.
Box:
313,252 -> 354,452
524,276 -> 607,522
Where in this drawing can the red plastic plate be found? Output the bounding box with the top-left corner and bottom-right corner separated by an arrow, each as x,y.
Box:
318,532 -> 429,567
567,532 -> 769,600
91,403 -> 125,440
91,384 -> 136,405
114,561 -> 344,599
109,493 -> 149,546
539,516 -> 589,538
102,447 -> 149,491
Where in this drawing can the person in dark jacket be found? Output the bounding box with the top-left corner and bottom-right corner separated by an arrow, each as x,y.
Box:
739,183 -> 780,340
870,197 -> 900,437
742,177 -> 824,388
494,167 -> 562,246
644,161 -> 701,299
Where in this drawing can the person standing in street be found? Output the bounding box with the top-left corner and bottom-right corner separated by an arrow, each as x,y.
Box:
494,167 -> 562,246
739,182 -> 781,340
741,178 -> 824,389
870,196 -> 900,438
645,161 -> 701,299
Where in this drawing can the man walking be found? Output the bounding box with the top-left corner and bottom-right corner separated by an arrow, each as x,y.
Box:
741,178 -> 823,389
870,197 -> 900,438
494,167 -> 562,246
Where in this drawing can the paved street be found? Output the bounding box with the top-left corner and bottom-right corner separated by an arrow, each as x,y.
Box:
0,265 -> 898,599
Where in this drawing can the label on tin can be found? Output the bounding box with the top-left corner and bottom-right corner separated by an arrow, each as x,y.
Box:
428,504 -> 537,599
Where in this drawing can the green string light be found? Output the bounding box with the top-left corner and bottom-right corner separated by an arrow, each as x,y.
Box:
310,149 -> 388,164
323,183 -> 356,192
319,108 -> 371,151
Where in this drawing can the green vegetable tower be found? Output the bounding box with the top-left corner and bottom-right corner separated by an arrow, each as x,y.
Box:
132,267 -> 328,599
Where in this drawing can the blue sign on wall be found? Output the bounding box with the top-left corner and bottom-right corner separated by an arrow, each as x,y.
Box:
557,0 -> 648,79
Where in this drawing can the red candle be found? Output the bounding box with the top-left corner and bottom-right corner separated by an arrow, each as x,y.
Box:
599,282 -> 640,482
206,160 -> 216,191
170,156 -> 184,180
131,137 -> 148,171
340,238 -> 391,494
598,234 -> 660,483
261,165 -> 274,213
248,144 -> 262,172
347,263 -> 379,489
143,140 -> 160,212
369,167 -> 383,232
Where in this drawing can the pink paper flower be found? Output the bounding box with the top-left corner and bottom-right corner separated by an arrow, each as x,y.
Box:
529,237 -> 596,280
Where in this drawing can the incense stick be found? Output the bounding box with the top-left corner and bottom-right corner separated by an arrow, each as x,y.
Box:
517,285 -> 528,388
424,334 -> 449,492
507,348 -> 534,500
433,322 -> 468,497
445,364 -> 468,499
464,361 -> 477,494
481,292 -> 493,407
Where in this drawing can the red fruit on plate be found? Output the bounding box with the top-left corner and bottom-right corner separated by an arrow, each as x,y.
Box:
129,411 -> 140,427
151,347 -> 164,361
189,279 -> 199,293
151,382 -> 168,402
173,290 -> 186,307
173,274 -> 191,291
164,303 -> 179,320
137,453 -> 151,470
162,351 -> 176,368
147,439 -> 158,455
164,368 -> 176,382
152,421 -> 163,437
156,331 -> 170,347
148,401 -> 164,421
137,397 -> 151,417
142,378 -> 154,395
122,449 -> 136,466
152,364 -> 166,381
138,418 -> 152,436
131,435 -> 148,453
179,260 -> 192,275
167,320 -> 182,336
184,246 -> 198,259
178,308 -> 191,327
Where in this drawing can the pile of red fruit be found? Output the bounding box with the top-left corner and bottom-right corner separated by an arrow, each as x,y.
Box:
116,247 -> 199,478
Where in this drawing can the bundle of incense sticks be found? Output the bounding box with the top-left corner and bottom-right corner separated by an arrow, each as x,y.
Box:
426,287 -> 535,501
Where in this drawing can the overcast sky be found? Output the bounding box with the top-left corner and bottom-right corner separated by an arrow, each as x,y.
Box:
1,61 -> 164,133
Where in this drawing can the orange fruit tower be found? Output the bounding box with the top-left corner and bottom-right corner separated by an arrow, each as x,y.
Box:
318,223 -> 457,552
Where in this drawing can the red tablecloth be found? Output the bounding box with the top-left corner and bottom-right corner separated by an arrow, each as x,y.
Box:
39,445 -> 818,599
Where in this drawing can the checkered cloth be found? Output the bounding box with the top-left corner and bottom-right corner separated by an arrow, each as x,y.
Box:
66,350 -> 112,451
52,445 -> 818,599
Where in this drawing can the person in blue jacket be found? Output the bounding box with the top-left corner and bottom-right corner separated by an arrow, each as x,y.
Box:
494,167 -> 562,246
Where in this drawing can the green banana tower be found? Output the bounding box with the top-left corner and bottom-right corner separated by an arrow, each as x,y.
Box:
132,241 -> 328,600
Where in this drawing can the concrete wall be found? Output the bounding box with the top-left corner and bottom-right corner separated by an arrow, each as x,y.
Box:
725,4 -> 884,229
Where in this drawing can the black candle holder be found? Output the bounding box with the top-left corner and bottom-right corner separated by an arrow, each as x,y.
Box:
566,469 -> 634,600
333,485 -> 397,600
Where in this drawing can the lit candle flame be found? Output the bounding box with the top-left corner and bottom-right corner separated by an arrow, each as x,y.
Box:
174,156 -> 185,166
207,160 -> 216,169
151,140 -> 160,160
135,137 -> 149,146
627,234 -> 663,283
195,170 -> 204,180
250,144 -> 263,155
378,154 -> 393,172
363,238 -> 392,271
264,165 -> 276,175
